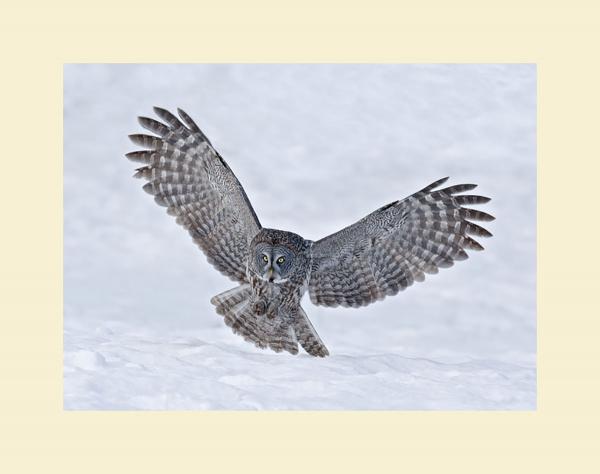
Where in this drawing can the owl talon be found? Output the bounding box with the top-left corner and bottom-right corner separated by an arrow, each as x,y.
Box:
253,300 -> 267,315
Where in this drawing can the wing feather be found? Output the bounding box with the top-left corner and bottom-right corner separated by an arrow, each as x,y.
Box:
126,107 -> 261,283
309,178 -> 494,308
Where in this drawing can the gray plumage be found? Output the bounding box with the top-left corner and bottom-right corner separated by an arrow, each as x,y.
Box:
126,107 -> 494,357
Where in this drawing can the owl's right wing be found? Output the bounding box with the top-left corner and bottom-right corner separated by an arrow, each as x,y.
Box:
309,177 -> 494,308
126,107 -> 261,283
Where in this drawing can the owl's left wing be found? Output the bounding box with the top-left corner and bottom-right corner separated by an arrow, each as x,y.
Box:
126,107 -> 261,283
309,177 -> 494,308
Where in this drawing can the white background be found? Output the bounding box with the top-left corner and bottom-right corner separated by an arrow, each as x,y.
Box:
64,64 -> 536,409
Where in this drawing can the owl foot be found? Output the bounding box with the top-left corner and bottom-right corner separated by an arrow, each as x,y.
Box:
252,300 -> 267,315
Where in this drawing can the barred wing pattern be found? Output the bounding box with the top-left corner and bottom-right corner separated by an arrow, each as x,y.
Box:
126,107 -> 261,283
309,177 -> 494,308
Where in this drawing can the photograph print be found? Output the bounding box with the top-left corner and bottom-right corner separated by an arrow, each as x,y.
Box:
64,64 -> 536,410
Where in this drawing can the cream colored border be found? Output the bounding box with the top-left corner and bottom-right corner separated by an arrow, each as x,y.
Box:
2,1 -> 599,472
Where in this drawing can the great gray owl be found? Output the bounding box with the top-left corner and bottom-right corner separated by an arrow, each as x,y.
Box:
126,107 -> 494,357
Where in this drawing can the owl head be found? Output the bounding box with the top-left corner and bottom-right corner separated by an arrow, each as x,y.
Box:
250,228 -> 308,283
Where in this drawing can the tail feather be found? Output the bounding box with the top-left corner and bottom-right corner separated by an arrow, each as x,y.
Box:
294,307 -> 329,357
261,317 -> 299,355
210,285 -> 329,357
210,284 -> 252,315
229,301 -> 268,349
211,284 -> 267,348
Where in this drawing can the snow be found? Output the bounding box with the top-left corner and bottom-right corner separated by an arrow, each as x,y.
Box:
64,64 -> 536,410
64,318 -> 534,410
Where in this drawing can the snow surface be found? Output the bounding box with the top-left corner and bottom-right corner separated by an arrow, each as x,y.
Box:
64,64 -> 536,410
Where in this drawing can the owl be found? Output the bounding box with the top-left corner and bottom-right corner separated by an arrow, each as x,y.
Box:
126,107 -> 494,357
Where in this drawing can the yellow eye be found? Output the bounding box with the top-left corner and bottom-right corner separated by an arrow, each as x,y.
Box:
276,256 -> 285,264
262,255 -> 269,263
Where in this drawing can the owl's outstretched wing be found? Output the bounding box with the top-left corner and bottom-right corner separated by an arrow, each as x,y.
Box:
309,177 -> 494,308
126,107 -> 261,283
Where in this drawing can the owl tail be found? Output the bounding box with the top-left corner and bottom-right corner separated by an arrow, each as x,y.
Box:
293,306 -> 329,357
210,284 -> 253,318
210,285 -> 329,357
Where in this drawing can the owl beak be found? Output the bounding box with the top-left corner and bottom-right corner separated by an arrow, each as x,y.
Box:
266,267 -> 275,282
